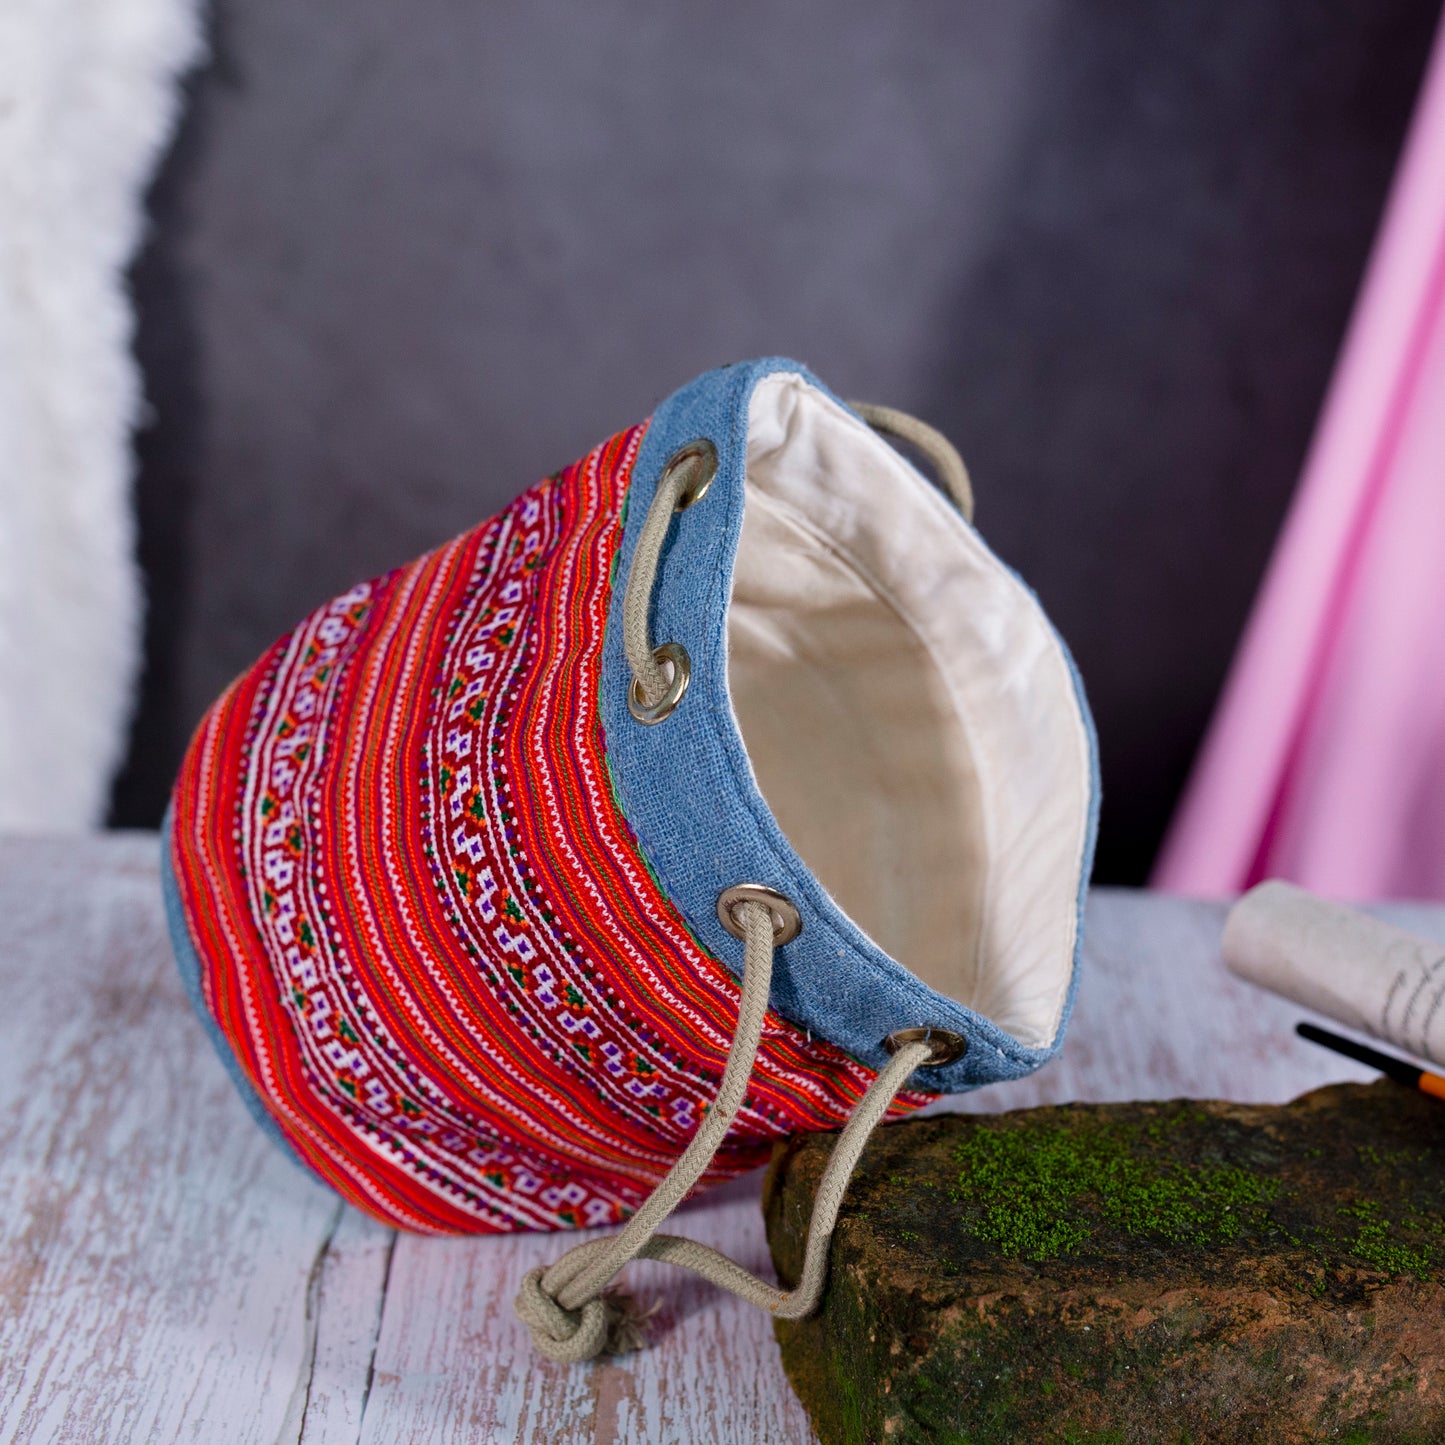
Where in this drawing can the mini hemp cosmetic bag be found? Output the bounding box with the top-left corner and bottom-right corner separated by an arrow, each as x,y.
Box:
164,358 -> 1098,1361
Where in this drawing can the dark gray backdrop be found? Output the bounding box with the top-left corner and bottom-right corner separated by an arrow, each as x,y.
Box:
114,0 -> 1442,883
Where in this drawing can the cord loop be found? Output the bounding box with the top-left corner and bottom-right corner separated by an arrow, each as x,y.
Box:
549,399 -> 971,1361
514,900 -> 935,1360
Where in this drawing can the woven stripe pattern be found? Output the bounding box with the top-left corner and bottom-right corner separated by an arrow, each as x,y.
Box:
170,423 -> 920,1234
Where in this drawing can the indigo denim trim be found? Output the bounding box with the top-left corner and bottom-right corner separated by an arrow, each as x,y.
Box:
161,804 -> 311,1172
1048,625 -> 1102,1051
600,358 -> 1100,1093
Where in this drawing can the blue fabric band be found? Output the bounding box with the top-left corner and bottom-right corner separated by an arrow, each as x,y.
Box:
161,806 -> 310,1170
599,358 -> 1101,1093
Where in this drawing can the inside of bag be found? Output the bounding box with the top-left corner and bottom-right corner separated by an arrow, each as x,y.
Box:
727,371 -> 1092,1051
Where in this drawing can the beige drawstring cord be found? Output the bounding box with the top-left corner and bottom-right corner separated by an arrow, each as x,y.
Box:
620,444 -> 706,710
516,400 -> 965,1362
515,901 -> 932,1362
623,402 -> 973,710
848,401 -> 974,523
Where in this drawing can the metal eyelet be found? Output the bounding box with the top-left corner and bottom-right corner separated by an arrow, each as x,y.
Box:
627,641 -> 690,724
883,1027 -> 968,1067
717,884 -> 803,945
664,438 -> 718,511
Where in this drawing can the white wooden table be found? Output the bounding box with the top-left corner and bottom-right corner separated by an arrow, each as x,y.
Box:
4,834 -> 1441,1445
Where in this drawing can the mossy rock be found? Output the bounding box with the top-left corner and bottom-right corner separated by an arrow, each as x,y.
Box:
763,1082 -> 1445,1445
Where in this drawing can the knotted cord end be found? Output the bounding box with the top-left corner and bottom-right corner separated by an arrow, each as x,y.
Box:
514,1266 -> 659,1362
598,1287 -> 661,1356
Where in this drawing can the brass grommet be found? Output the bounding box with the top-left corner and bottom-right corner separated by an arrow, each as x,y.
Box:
627,641 -> 690,724
664,438 -> 718,510
883,1027 -> 968,1067
717,884 -> 802,945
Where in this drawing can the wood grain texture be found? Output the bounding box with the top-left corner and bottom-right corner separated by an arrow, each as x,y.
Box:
0,835 -> 342,1444
355,1171 -> 816,1445
2,834 -> 1442,1443
936,889 -> 1445,1119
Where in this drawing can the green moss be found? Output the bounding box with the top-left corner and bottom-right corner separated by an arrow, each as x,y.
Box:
945,1108 -> 1438,1281
949,1112 -> 1279,1261
1357,1144 -> 1425,1169
1339,1201 -> 1434,1280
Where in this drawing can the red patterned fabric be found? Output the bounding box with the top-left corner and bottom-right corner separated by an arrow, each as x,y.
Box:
170,423 -> 916,1235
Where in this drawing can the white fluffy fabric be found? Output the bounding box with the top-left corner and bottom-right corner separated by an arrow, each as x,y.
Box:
0,0 -> 201,829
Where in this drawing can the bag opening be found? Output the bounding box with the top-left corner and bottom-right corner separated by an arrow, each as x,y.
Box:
727,371 -> 1091,1051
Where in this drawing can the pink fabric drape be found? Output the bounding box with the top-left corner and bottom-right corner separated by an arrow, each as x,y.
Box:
1153,19 -> 1445,901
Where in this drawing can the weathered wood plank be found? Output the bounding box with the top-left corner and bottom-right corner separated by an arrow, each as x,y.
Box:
357,1170 -> 816,1445
294,1208 -> 395,1445
0,836 -> 376,1445
4,837 -> 1443,1444
939,889 -> 1440,1118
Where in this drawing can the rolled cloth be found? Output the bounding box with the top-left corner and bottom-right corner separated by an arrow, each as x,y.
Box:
1223,880 -> 1445,1069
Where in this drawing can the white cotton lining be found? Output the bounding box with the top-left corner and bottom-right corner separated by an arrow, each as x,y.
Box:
727,373 -> 1091,1050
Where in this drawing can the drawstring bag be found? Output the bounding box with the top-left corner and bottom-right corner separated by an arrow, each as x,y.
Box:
164,358 -> 1098,1361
